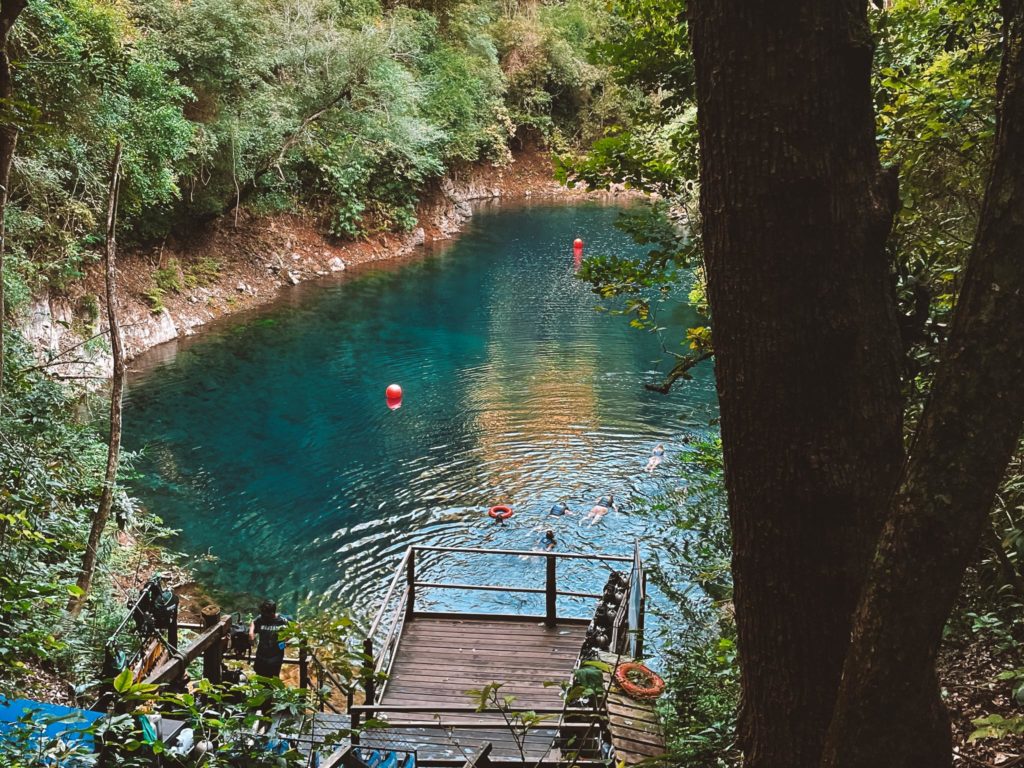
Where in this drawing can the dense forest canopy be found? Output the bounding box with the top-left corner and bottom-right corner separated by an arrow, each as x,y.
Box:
2,0 -> 630,308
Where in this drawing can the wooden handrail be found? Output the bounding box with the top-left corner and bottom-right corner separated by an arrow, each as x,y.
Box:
358,720 -> 598,730
415,581 -> 545,595
350,705 -> 595,715
143,615 -> 230,685
373,585 -> 409,679
411,545 -> 632,562
368,548 -> 413,638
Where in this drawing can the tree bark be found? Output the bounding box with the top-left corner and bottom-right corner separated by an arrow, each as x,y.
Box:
687,3 -> 905,766
68,144 -> 124,618
822,4 -> 1024,766
0,0 -> 27,401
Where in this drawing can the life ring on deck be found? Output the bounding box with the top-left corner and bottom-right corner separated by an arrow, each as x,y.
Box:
488,505 -> 513,521
614,662 -> 665,700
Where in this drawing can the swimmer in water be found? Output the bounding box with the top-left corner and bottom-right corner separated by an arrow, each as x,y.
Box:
539,529 -> 557,551
548,501 -> 572,517
645,444 -> 666,473
582,494 -> 615,526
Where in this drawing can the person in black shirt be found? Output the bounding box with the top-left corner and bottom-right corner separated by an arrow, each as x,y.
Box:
249,600 -> 289,678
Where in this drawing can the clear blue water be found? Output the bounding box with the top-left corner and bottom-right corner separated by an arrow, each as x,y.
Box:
123,201 -> 718,622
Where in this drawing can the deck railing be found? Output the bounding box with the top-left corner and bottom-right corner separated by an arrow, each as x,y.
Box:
360,546 -> 640,713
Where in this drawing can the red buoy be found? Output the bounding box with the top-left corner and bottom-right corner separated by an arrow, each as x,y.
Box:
573,238 -> 584,270
573,238 -> 584,253
386,383 -> 403,410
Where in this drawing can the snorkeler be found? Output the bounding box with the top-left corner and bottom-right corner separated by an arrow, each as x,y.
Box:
645,444 -> 666,473
548,501 -> 572,517
583,494 -> 616,525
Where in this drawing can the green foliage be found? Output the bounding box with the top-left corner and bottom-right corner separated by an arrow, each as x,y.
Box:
2,0 -> 626,303
143,286 -> 166,314
0,674 -> 327,766
153,259 -> 183,295
492,0 -> 623,144
872,0 -> 1002,412
8,0 -> 193,296
467,681 -> 554,763
183,257 -> 222,288
643,438 -> 739,766
0,336 -> 109,691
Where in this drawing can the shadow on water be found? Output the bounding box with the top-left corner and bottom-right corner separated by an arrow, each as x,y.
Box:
124,199 -> 719,623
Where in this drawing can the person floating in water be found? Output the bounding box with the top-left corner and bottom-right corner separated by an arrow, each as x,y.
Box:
645,444 -> 666,473
539,529 -> 557,551
548,501 -> 572,517
583,494 -> 616,525
250,599 -> 290,678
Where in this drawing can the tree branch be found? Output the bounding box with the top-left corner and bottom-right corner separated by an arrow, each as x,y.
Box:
645,351 -> 713,394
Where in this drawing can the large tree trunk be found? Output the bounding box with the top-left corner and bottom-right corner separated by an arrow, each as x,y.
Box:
822,4 -> 1024,766
687,3 -> 905,766
68,144 -> 124,618
0,0 -> 27,400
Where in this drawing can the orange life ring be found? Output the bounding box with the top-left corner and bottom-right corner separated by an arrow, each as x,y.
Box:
614,662 -> 665,700
488,504 -> 513,521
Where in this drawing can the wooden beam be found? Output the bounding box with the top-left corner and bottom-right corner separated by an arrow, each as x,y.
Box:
144,615 -> 229,685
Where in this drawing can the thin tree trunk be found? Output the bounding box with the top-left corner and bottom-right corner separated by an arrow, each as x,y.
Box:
0,0 -> 27,401
68,144 -> 124,618
687,2 -> 905,766
822,4 -> 1024,766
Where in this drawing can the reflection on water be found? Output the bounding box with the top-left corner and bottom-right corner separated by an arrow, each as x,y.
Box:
124,201 -> 718,619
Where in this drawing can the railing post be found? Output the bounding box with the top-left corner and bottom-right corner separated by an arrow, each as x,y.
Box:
362,637 -> 376,713
299,644 -> 309,690
405,548 -> 416,620
201,604 -> 223,684
635,570 -> 646,659
545,555 -> 557,627
351,707 -> 361,745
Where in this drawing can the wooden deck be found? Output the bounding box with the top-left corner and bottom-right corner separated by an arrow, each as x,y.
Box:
367,615 -> 592,763
599,654 -> 667,765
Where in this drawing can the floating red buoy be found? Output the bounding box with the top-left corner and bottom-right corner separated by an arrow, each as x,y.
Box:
386,383 -> 403,410
573,238 -> 584,253
573,238 -> 584,270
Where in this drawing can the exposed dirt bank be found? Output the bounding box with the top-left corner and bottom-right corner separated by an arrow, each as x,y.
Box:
20,149 -> 629,377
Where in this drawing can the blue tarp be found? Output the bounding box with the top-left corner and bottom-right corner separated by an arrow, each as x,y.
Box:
0,697 -> 105,751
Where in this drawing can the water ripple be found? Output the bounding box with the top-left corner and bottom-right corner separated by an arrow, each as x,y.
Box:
124,202 -> 718,620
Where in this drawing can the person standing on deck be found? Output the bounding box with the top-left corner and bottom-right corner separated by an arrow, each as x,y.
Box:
250,600 -> 289,678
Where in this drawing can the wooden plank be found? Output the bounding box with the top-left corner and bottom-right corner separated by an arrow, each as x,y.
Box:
388,662 -> 577,678
398,630 -> 585,648
606,696 -> 663,719
389,647 -> 580,663
389,658 -> 578,674
403,620 -> 586,634
381,677 -> 568,694
398,639 -> 584,655
144,615 -> 229,684
398,635 -> 584,652
400,623 -> 577,634
608,711 -> 662,731
609,736 -> 667,759
381,675 -> 572,691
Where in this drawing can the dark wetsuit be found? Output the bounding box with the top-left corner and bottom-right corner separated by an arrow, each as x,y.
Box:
253,613 -> 289,677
